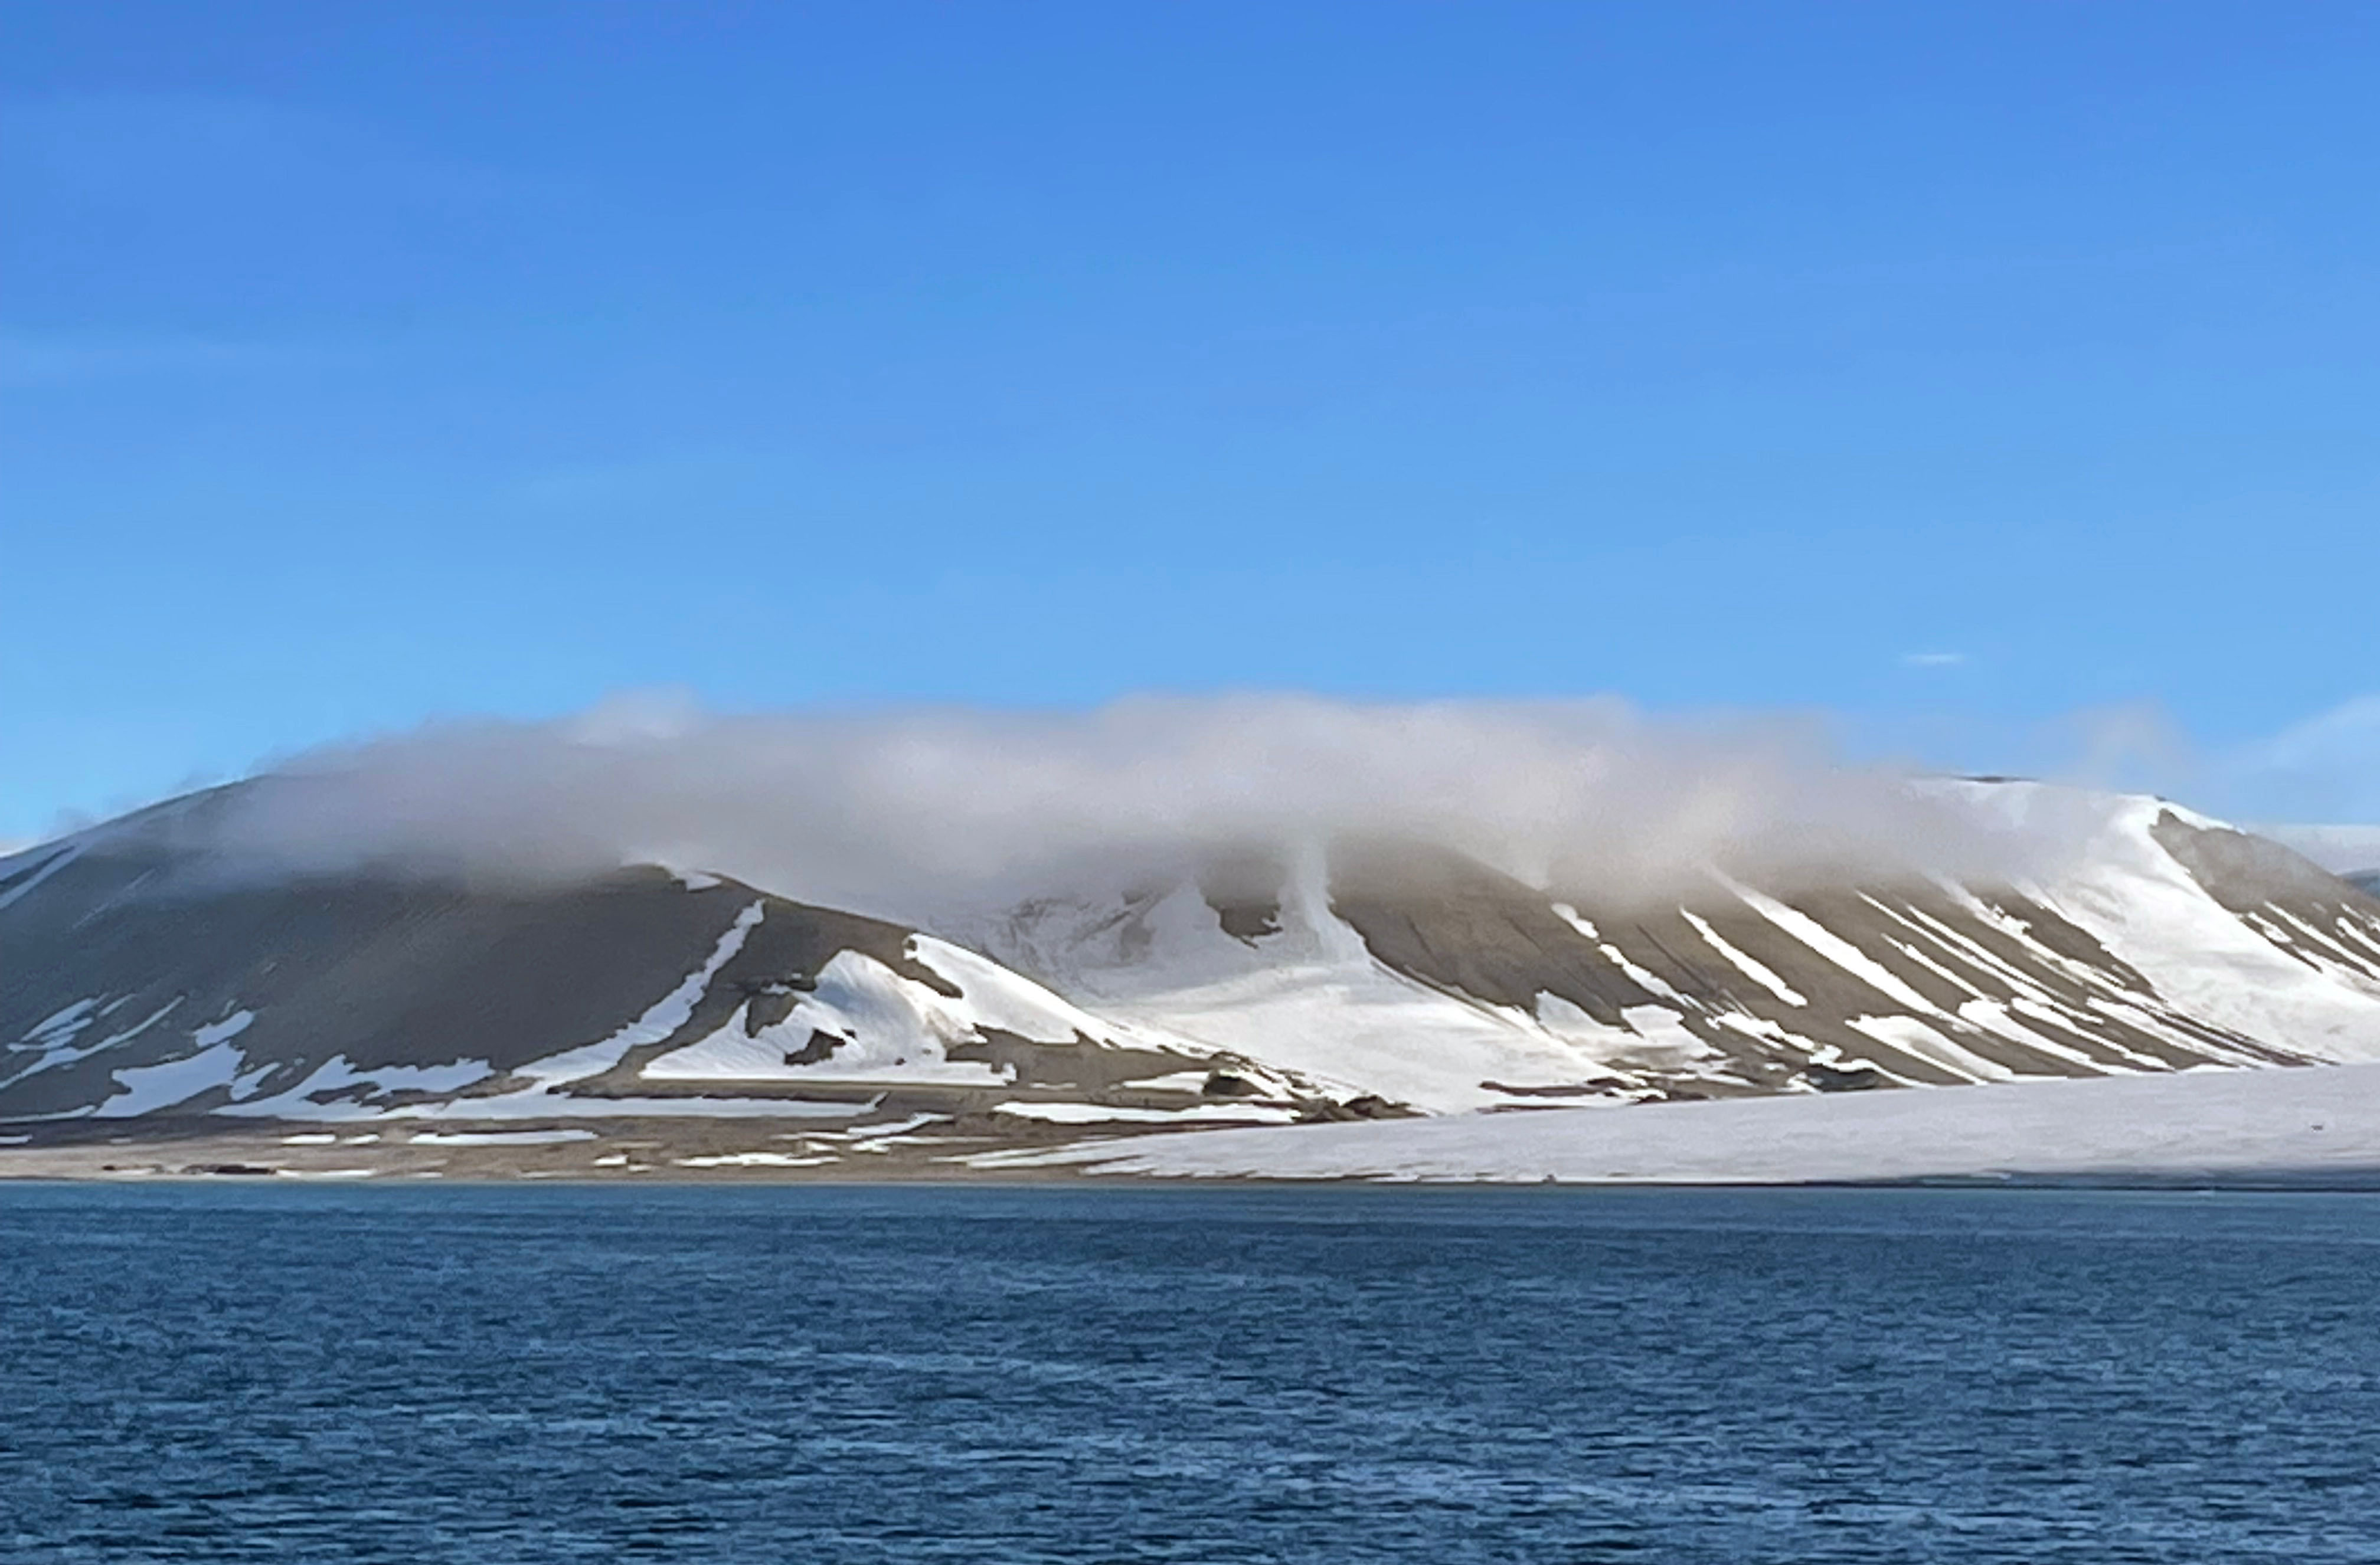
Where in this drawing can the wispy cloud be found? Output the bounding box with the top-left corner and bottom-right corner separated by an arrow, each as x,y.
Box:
2221,695 -> 2380,824
1900,651 -> 1969,669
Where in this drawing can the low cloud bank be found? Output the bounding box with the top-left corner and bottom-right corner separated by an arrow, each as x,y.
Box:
197,693 -> 2061,919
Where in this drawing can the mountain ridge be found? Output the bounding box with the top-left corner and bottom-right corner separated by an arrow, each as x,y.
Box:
6,780 -> 2380,1178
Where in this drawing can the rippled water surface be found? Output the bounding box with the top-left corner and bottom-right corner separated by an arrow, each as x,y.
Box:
6,1183 -> 2380,1562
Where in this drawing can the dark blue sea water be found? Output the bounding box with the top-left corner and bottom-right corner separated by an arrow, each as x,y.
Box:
5,1184 -> 2380,1563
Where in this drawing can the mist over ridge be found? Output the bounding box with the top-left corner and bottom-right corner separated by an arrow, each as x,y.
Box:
171,691 -> 2085,922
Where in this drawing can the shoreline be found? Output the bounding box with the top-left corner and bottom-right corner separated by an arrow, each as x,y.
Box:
15,1063 -> 2380,1190
11,1127 -> 2380,1193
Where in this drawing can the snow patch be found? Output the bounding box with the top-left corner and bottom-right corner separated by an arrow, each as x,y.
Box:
410,1129 -> 598,1146
97,1042 -> 247,1117
992,1100 -> 1303,1125
193,1010 -> 255,1049
215,1056 -> 495,1119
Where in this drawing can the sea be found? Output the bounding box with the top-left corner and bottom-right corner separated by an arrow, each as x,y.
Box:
4,1182 -> 2379,1563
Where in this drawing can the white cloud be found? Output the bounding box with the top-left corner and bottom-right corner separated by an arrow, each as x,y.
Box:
199,693 -> 2056,920
1900,651 -> 1969,669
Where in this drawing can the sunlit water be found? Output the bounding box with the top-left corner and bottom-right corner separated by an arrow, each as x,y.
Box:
5,1183 -> 2379,1562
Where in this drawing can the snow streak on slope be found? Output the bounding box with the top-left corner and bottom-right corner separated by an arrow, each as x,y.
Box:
517,900 -> 767,1088
959,788 -> 2380,1114
630,929 -> 1304,1100
969,847 -> 1692,1113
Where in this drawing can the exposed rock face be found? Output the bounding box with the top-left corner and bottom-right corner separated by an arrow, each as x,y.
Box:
2150,812 -> 2366,911
1326,839 -> 1655,1027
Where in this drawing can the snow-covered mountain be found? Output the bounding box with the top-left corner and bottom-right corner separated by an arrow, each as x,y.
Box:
952,785 -> 2380,1111
6,780 -> 2380,1176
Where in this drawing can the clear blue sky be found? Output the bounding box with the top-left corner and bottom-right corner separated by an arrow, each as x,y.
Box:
7,1 -> 2379,837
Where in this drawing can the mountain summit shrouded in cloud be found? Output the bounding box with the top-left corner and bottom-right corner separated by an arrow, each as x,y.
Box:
12,688 -> 2380,1179
188,692 -> 2060,922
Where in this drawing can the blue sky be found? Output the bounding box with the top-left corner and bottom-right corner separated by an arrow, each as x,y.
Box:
6,1 -> 2379,838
